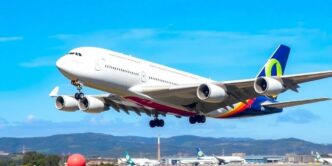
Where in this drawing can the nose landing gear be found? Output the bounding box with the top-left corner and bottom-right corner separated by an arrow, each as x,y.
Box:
71,80 -> 85,100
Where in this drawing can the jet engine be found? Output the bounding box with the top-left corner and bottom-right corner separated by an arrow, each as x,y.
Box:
78,96 -> 108,113
197,83 -> 228,103
55,95 -> 78,112
254,77 -> 286,96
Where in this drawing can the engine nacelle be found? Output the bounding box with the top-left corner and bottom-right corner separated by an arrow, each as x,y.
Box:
197,83 -> 228,103
78,96 -> 108,113
254,77 -> 286,96
55,95 -> 78,112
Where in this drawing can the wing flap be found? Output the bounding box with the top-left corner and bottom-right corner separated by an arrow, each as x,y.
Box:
261,98 -> 331,109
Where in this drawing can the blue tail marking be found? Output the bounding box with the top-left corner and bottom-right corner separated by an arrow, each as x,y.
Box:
257,44 -> 291,77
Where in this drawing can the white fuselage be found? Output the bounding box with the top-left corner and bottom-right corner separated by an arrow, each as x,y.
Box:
179,157 -> 218,165
318,158 -> 332,164
56,47 -> 225,117
215,156 -> 246,164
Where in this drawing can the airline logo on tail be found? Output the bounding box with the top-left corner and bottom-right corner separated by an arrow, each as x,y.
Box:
265,58 -> 283,77
257,44 -> 290,77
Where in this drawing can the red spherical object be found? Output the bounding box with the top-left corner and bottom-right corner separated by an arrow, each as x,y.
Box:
67,154 -> 86,166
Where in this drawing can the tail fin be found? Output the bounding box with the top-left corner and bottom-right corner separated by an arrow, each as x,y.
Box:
196,148 -> 205,158
257,44 -> 291,77
125,151 -> 130,161
315,152 -> 321,159
125,152 -> 135,165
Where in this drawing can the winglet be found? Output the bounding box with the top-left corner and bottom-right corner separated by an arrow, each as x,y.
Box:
49,86 -> 59,97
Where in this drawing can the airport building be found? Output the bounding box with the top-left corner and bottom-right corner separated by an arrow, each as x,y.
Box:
245,155 -> 284,164
0,151 -> 9,156
86,158 -> 117,165
284,153 -> 315,163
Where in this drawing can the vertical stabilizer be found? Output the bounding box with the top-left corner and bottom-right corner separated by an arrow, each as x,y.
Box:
257,44 -> 291,77
196,148 -> 205,158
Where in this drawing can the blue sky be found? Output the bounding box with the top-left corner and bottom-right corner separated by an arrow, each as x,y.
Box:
0,0 -> 332,143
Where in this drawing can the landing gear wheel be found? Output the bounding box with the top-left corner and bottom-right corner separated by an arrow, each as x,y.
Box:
74,92 -> 85,100
149,120 -> 156,128
189,116 -> 196,124
189,115 -> 206,124
149,119 -> 164,128
200,115 -> 206,123
72,80 -> 85,100
158,119 -> 164,127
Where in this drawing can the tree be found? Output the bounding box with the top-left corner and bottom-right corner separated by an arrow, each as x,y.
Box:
45,155 -> 61,166
22,151 -> 60,166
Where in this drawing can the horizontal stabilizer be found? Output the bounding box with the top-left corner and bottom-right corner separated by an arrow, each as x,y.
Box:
49,86 -> 59,97
262,98 -> 331,109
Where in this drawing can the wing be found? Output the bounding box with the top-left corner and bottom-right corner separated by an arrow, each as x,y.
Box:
137,70 -> 332,113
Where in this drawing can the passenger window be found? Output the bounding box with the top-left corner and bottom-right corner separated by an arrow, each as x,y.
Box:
68,52 -> 82,56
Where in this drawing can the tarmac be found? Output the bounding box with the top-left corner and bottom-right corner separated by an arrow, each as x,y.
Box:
226,164 -> 323,166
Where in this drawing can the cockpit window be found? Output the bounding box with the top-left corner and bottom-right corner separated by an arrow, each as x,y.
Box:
69,52 -> 82,56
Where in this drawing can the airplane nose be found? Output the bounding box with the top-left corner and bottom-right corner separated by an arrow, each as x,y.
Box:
56,57 -> 65,70
55,55 -> 82,80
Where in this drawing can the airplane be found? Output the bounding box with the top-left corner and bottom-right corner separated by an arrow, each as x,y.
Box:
178,157 -> 217,166
50,44 -> 332,127
124,152 -> 135,166
121,152 -> 159,166
315,152 -> 332,165
196,148 -> 245,165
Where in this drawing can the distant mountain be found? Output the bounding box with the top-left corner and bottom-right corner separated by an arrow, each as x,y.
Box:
0,133 -> 331,157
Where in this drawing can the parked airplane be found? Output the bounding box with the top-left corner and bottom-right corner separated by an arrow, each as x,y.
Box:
196,148 -> 245,165
178,157 -> 217,165
315,152 -> 332,165
121,152 -> 159,166
50,44 -> 332,127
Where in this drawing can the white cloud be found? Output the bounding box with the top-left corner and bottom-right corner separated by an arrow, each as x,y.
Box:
119,29 -> 157,40
19,56 -> 57,68
26,114 -> 36,123
0,118 -> 7,128
49,34 -> 76,40
276,109 -> 320,124
0,36 -> 23,42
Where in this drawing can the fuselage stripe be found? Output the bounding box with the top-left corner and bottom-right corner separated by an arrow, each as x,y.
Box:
124,96 -> 195,116
218,99 -> 255,118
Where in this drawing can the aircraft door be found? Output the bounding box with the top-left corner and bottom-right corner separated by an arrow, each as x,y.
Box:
140,71 -> 148,82
95,57 -> 105,71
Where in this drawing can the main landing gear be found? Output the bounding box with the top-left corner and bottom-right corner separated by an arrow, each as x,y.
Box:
189,115 -> 206,124
149,114 -> 164,128
149,119 -> 164,128
71,80 -> 85,100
